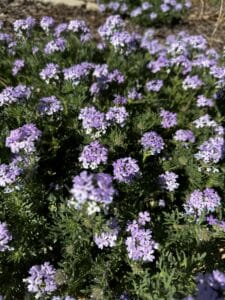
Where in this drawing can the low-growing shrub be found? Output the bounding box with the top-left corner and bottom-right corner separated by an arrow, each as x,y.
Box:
97,0 -> 191,26
0,15 -> 225,299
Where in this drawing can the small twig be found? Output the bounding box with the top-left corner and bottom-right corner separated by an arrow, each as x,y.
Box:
199,0 -> 205,19
211,0 -> 224,39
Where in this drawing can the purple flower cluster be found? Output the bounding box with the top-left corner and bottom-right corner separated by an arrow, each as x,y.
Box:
0,160 -> 21,187
23,262 -> 57,298
174,129 -> 195,143
98,15 -> 125,40
68,19 -> 91,42
6,123 -> 41,154
146,79 -> 163,92
113,157 -> 140,183
159,171 -> 179,192
70,171 -> 116,206
184,188 -> 221,216
182,75 -> 203,90
78,106 -> 108,138
186,270 -> 225,300
79,141 -> 108,169
125,212 -> 158,262
141,131 -> 164,154
40,16 -> 55,33
52,297 -> 75,300
195,136 -> 225,163
0,85 -> 31,107
94,229 -> 118,249
160,109 -> 177,128
39,63 -> 60,83
44,38 -> 66,54
196,95 -> 214,107
110,31 -> 141,55
13,16 -> 36,37
0,222 -> 12,252
106,106 -> 128,127
63,62 -> 94,85
38,96 -> 63,116
12,59 -> 25,76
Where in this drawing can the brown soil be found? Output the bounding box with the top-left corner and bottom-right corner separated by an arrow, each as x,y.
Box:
0,0 -> 225,50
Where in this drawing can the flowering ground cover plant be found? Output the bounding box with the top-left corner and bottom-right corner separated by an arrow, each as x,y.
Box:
97,0 -> 191,26
0,14 -> 225,299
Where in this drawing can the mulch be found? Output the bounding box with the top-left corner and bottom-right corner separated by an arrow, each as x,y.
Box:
0,0 -> 225,50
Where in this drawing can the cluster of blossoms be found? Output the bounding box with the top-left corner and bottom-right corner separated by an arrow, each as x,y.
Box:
125,212 -> 158,262
67,19 -> 92,42
98,0 -> 191,24
0,84 -> 31,107
79,141 -> 108,170
40,16 -> 55,33
94,221 -> 119,249
44,38 -> 66,54
113,157 -> 140,183
194,136 -> 225,164
12,59 -> 25,76
13,16 -> 36,37
173,129 -> 195,144
23,262 -> 57,299
146,79 -> 163,92
0,159 -> 21,187
70,171 -> 117,210
39,63 -> 60,83
159,171 -> 179,192
141,131 -> 164,154
106,106 -> 128,127
160,109 -> 177,128
6,123 -> 42,154
63,62 -> 94,85
78,106 -> 108,138
185,270 -> 225,300
0,222 -> 12,252
38,96 -> 63,116
184,188 -> 221,217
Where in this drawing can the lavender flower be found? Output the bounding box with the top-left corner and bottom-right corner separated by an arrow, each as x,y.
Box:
197,95 -> 214,107
70,171 -> 116,206
125,214 -> 158,262
44,38 -> 66,54
141,131 -> 164,155
23,262 -> 57,299
113,95 -> 127,105
182,75 -> 203,90
160,109 -> 177,128
174,129 -> 195,143
40,16 -> 55,33
52,297 -> 75,300
79,141 -> 108,169
184,188 -> 221,216
0,161 -> 21,187
54,23 -> 68,37
63,62 -> 94,85
94,229 -> 118,249
68,19 -> 91,42
113,157 -> 140,183
128,88 -> 142,100
38,96 -> 62,116
146,80 -> 163,92
195,136 -> 225,163
39,63 -> 60,83
98,15 -> 125,40
13,17 -> 36,37
0,222 -> 12,252
12,59 -> 25,76
159,171 -> 179,191
106,106 -> 128,127
6,123 -> 41,154
0,85 -> 31,107
78,106 -> 108,138
110,31 -> 140,55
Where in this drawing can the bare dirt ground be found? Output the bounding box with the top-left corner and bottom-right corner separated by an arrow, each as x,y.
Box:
0,0 -> 224,50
